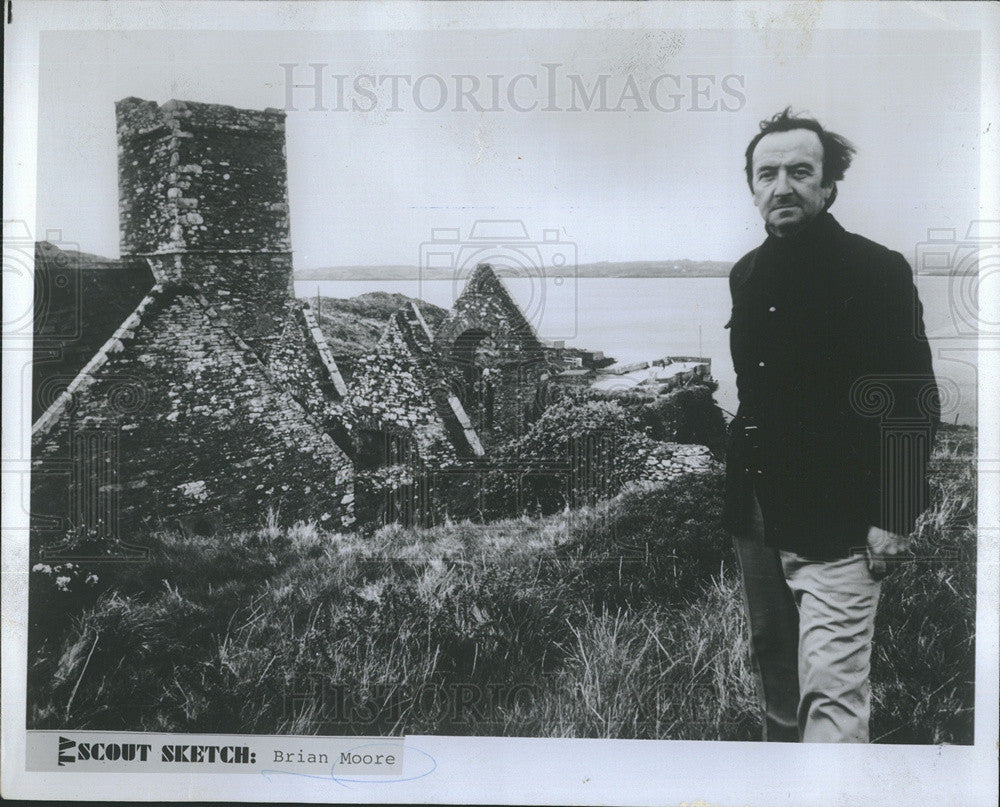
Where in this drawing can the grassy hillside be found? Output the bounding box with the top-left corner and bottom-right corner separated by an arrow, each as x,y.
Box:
27,427 -> 976,742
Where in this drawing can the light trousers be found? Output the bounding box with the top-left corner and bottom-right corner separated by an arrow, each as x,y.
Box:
734,497 -> 882,742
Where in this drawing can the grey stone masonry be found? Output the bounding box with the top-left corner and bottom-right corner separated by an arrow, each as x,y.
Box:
32,283 -> 355,535
434,264 -> 547,447
31,98 -> 355,539
117,97 -> 290,255
117,97 -> 294,355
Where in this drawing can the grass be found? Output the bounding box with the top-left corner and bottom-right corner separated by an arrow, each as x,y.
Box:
27,428 -> 976,742
869,425 -> 977,744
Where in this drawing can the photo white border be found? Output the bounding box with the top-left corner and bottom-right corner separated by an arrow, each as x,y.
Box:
3,2 -> 998,804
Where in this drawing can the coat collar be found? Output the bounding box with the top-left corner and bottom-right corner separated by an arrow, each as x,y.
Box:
760,210 -> 845,257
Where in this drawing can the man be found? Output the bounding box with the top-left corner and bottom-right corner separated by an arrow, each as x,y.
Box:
724,108 -> 940,743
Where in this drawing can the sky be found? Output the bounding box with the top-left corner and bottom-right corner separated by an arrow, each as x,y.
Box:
35,27 -> 981,269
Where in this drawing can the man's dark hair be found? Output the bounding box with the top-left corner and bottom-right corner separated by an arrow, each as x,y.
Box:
744,107 -> 856,208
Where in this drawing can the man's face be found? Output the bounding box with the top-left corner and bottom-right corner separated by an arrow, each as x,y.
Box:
751,129 -> 833,236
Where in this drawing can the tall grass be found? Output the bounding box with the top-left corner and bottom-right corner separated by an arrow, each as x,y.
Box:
28,429 -> 976,742
869,426 -> 977,744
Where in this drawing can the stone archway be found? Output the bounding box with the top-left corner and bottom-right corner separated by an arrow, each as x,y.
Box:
449,328 -> 497,431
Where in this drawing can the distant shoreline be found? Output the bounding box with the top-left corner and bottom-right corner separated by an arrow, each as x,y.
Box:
32,244 -> 967,280
296,261 -> 734,281
295,261 -> 965,281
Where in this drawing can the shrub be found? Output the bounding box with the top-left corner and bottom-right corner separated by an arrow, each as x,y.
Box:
634,382 -> 728,453
480,392 -> 646,518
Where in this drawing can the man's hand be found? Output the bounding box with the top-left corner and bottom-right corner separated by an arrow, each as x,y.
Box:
866,525 -> 913,580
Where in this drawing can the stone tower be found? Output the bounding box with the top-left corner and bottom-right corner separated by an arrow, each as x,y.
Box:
116,97 -> 293,355
32,98 -> 354,540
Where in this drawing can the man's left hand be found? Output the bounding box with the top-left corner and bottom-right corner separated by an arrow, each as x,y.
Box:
866,525 -> 913,580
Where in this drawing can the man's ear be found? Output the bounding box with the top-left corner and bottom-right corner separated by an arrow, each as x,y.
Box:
823,182 -> 837,210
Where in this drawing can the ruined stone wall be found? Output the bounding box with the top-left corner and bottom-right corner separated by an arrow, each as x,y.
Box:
145,253 -> 293,357
116,100 -> 177,255
487,362 -> 547,445
434,265 -> 547,448
435,268 -> 543,361
632,441 -> 717,483
32,285 -> 355,536
33,97 -> 359,541
268,302 -> 352,454
347,314 -> 460,468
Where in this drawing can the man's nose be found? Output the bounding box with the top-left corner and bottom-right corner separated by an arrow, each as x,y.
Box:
773,170 -> 792,195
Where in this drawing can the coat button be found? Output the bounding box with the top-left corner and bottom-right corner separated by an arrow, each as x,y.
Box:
758,361 -> 766,367
768,306 -> 777,312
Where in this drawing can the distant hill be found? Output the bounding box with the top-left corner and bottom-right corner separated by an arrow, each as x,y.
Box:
297,259 -> 734,281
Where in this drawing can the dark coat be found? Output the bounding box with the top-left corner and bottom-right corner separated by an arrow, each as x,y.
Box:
723,211 -> 940,560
